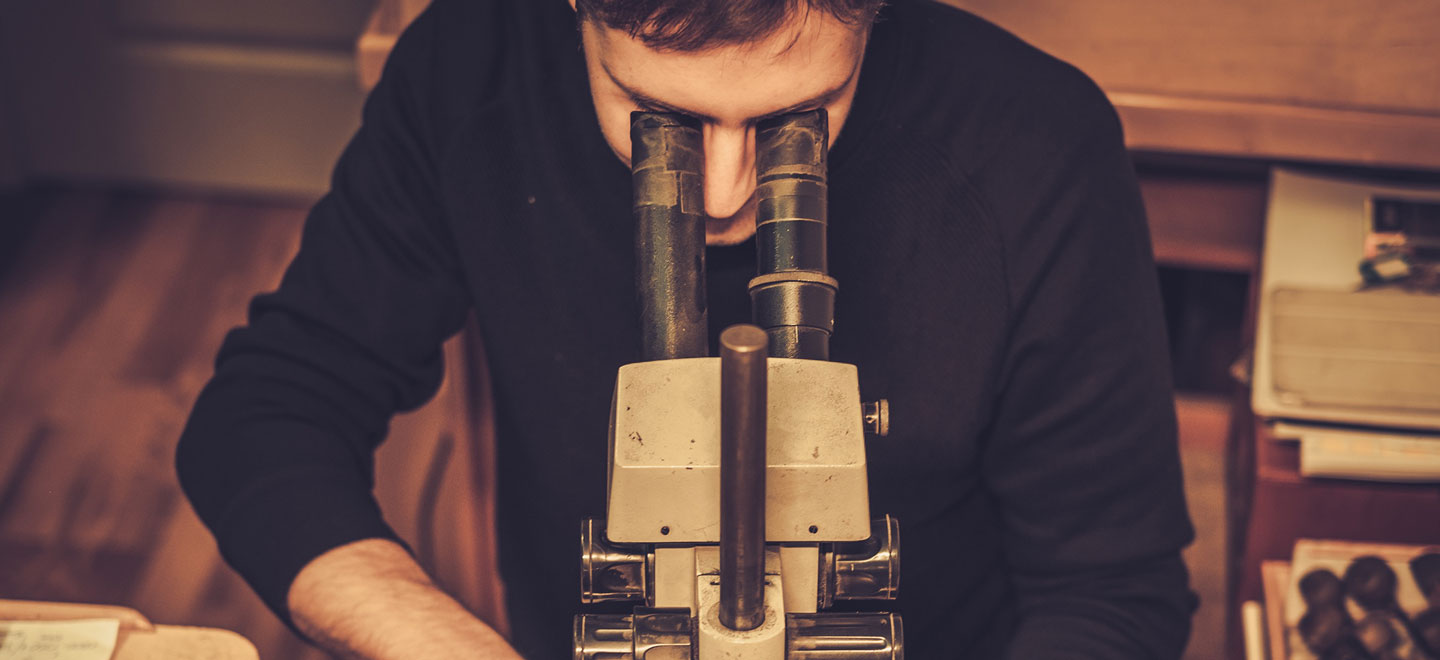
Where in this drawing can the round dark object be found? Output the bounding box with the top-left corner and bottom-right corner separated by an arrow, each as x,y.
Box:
1318,636 -> 1374,660
1345,556 -> 1399,612
1354,612 -> 1400,654
1411,553 -> 1440,603
1302,569 -> 1347,608
1413,607 -> 1440,657
1301,606 -> 1353,653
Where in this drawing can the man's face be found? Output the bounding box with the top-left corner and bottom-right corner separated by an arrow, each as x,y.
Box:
577,9 -> 868,245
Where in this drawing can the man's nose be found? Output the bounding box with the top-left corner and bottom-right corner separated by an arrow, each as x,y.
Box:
702,123 -> 755,219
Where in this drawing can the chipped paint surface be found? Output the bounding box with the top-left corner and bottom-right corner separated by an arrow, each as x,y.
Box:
607,358 -> 870,543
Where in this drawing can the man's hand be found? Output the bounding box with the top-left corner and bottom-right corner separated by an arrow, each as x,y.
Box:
288,538 -> 523,660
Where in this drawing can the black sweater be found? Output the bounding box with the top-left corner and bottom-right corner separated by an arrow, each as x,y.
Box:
177,1 -> 1197,657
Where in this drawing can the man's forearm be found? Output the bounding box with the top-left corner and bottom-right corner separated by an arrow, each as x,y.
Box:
288,538 -> 522,660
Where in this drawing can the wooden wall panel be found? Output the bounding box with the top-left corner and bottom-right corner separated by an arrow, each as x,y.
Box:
945,0 -> 1440,116
117,0 -> 373,49
944,0 -> 1440,170
1,0 -> 370,196
38,40 -> 361,197
361,0 -> 1440,169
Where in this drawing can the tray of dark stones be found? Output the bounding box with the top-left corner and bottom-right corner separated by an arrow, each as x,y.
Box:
1283,539 -> 1440,660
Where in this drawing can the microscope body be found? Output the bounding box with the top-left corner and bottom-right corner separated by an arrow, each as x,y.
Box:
573,110 -> 902,660
577,357 -> 900,659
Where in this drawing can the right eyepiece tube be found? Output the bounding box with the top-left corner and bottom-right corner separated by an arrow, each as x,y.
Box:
751,110 -> 837,361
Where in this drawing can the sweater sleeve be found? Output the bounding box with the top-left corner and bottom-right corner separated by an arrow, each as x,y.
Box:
175,4 -> 470,624
976,85 -> 1198,658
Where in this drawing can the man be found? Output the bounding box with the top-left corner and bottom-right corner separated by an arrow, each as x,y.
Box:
177,0 -> 1198,658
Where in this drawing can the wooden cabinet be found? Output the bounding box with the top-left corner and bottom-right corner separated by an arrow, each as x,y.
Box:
1236,418 -> 1440,605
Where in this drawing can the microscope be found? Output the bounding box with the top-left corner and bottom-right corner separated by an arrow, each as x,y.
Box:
572,110 -> 904,659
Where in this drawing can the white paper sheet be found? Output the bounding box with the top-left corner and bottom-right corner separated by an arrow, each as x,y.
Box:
0,619 -> 120,660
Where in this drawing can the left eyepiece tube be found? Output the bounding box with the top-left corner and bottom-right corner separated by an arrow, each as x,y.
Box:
632,112 -> 708,361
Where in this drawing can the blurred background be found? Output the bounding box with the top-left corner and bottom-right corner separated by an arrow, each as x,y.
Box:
0,1 -> 1437,659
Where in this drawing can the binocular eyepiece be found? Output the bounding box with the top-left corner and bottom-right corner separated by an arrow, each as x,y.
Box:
631,110 -> 837,362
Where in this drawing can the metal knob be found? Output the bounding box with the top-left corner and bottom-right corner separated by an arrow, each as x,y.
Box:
575,611 -> 902,660
788,613 -> 905,660
822,516 -> 900,607
573,610 -> 692,660
580,518 -> 649,603
573,614 -> 633,660
862,400 -> 889,437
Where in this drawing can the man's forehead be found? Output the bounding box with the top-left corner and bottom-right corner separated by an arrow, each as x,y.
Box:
587,15 -> 867,124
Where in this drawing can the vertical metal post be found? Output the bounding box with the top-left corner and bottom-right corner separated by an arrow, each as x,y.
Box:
719,324 -> 769,630
632,111 -> 708,360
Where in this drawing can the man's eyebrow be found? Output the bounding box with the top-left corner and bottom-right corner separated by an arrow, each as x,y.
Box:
600,59 -> 857,124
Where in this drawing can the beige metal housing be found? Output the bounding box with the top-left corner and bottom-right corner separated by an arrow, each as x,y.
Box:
605,358 -> 871,544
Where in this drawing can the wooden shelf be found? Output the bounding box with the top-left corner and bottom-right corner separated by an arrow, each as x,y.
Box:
1115,93 -> 1440,173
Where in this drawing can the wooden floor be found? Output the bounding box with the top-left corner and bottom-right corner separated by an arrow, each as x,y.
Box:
0,184 -> 1233,659
0,186 -> 328,660
1176,395 -> 1232,660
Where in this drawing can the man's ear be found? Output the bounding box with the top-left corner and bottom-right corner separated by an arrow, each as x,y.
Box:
568,0 -> 578,12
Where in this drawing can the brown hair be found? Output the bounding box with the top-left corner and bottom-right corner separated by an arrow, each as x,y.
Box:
575,0 -> 885,51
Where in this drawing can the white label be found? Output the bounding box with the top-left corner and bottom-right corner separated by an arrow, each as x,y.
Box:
0,619 -> 119,660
